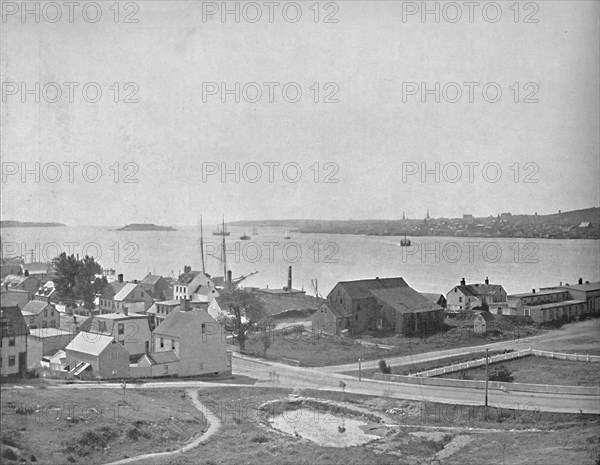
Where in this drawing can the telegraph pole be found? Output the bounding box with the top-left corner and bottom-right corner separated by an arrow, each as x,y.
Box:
485,348 -> 489,410
358,358 -> 362,381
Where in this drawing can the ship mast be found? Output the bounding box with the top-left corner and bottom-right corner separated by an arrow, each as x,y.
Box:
200,214 -> 206,274
222,216 -> 227,283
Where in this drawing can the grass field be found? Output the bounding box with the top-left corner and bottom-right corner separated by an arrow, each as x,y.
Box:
2,385 -> 598,465
440,354 -> 600,386
0,387 -> 205,464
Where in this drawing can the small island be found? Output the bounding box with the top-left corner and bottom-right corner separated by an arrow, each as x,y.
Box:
1,221 -> 66,228
116,223 -> 177,231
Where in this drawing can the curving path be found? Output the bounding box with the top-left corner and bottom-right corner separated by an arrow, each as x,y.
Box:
104,389 -> 221,465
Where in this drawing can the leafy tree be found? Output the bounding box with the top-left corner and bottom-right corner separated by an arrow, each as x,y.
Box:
488,364 -> 514,383
378,359 -> 392,374
217,287 -> 269,351
53,253 -> 107,310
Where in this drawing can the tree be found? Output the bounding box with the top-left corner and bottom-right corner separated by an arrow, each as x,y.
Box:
217,287 -> 269,351
378,359 -> 392,374
488,364 -> 514,383
53,253 -> 107,310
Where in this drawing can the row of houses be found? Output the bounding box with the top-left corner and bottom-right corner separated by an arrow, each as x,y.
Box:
1,265 -> 231,379
311,276 -> 600,336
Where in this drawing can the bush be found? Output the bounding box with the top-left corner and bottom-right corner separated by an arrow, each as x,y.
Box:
251,434 -> 269,443
488,365 -> 514,383
378,359 -> 392,374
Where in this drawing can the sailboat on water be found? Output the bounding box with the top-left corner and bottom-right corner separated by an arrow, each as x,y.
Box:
213,217 -> 230,236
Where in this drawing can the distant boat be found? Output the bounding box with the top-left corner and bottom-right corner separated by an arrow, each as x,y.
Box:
284,229 -> 291,239
240,232 -> 251,240
400,235 -> 411,246
213,225 -> 230,236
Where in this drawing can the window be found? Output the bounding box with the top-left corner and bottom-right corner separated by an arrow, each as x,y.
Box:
50,321 -> 56,328
51,309 -> 54,317
9,337 -> 15,347
164,364 -> 169,373
42,321 -> 47,328
459,297 -> 463,303
160,337 -> 164,348
118,323 -> 125,335
201,323 -> 206,334
9,356 -> 16,366
44,309 -> 48,317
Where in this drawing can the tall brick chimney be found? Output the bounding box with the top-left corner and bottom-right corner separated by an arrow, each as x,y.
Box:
287,266 -> 292,291
118,274 -> 124,283
460,277 -> 466,286
485,277 -> 489,285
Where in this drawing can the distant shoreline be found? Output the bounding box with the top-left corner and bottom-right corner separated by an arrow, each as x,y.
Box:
116,223 -> 177,231
1,221 -> 66,228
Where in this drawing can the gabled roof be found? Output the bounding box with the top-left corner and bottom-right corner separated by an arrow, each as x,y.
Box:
562,281 -> 600,292
320,302 -> 351,319
65,332 -> 120,356
2,274 -> 36,286
372,287 -> 442,313
141,274 -> 164,285
454,284 -> 505,297
22,300 -> 52,316
335,277 -> 408,300
0,306 -> 29,337
29,328 -> 73,339
148,351 -> 179,364
114,283 -> 145,301
421,293 -> 445,303
153,307 -> 217,338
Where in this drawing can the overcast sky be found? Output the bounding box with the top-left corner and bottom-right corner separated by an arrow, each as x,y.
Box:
1,0 -> 599,226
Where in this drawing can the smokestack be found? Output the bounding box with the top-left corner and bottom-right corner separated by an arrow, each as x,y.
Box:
145,341 -> 149,356
118,274 -> 123,283
227,270 -> 232,287
579,277 -> 583,285
460,277 -> 466,286
485,277 -> 489,285
288,266 -> 292,291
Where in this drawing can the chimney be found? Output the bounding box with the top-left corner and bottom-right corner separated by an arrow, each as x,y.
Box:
73,315 -> 77,323
485,277 -> 489,285
288,266 -> 292,291
578,277 -> 583,285
123,306 -> 128,316
227,270 -> 232,287
24,270 -> 29,277
460,277 -> 466,286
532,289 -> 536,293
134,279 -> 138,284
145,341 -> 149,356
118,274 -> 123,283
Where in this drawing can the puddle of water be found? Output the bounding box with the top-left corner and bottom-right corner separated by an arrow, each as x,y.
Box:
269,408 -> 380,447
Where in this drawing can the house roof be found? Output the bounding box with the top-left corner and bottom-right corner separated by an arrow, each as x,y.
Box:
562,281 -> 600,292
0,306 -> 30,337
2,274 -> 35,286
22,300 -> 52,315
421,293 -> 445,303
454,283 -> 505,297
320,302 -> 351,319
79,313 -> 149,335
65,332 -> 119,356
114,283 -> 145,301
148,351 -> 179,364
141,274 -> 163,285
29,328 -> 73,339
509,289 -> 568,298
371,287 -> 442,313
524,299 -> 587,310
153,307 -> 217,338
22,263 -> 54,273
157,300 -> 182,306
335,277 -> 408,300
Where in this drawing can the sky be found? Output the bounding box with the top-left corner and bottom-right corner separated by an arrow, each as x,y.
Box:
1,0 -> 599,226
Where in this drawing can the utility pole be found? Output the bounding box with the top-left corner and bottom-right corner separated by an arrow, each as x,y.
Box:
358,358 -> 362,381
485,348 -> 489,410
222,216 -> 227,283
200,214 -> 206,275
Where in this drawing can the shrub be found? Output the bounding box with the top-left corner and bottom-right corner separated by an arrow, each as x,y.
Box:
378,359 -> 392,374
488,365 -> 514,383
251,434 -> 269,444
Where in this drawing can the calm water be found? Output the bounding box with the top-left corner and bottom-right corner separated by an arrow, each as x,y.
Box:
2,225 -> 599,296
